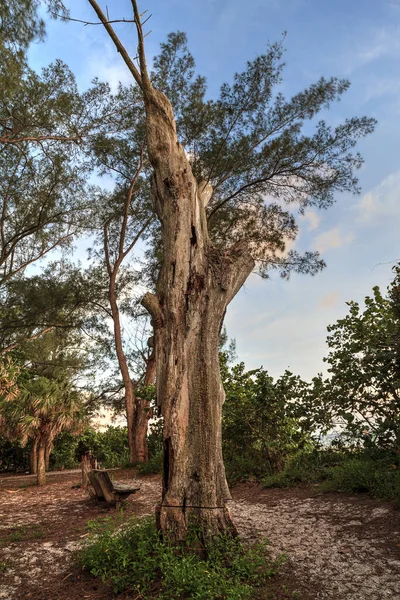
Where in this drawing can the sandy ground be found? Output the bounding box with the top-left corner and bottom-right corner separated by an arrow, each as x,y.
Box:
0,470 -> 399,599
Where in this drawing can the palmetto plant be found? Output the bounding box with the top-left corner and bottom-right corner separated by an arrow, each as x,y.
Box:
0,372 -> 86,484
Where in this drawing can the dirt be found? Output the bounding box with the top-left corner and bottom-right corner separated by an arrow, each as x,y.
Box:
0,470 -> 399,600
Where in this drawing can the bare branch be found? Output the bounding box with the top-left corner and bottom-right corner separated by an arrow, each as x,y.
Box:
51,13 -> 136,26
130,0 -> 151,90
119,148 -> 144,257
88,0 -> 143,89
103,219 -> 112,277
0,134 -> 82,145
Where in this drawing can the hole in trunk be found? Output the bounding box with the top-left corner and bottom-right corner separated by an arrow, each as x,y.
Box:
171,261 -> 176,285
190,225 -> 197,246
163,437 -> 173,494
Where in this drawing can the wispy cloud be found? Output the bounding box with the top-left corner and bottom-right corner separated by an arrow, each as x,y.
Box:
83,39 -> 135,92
359,170 -> 400,221
314,228 -> 354,254
339,26 -> 400,74
364,75 -> 400,102
301,210 -> 320,231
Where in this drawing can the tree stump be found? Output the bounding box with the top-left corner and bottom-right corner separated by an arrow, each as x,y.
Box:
81,451 -> 97,488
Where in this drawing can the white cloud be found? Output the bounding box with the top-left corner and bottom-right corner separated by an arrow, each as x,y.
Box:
364,76 -> 400,102
359,170 -> 400,220
83,40 -> 135,92
301,210 -> 320,231
357,28 -> 400,63
340,26 -> 400,74
314,228 -> 354,254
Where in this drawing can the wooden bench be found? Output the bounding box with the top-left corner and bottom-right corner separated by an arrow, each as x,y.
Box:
88,469 -> 140,506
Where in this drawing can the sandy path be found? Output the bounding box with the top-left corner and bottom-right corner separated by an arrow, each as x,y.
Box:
1,472 -> 399,599
231,490 -> 400,600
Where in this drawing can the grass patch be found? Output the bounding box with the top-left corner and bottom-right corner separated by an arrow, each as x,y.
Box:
8,526 -> 27,542
79,515 -> 284,599
8,524 -> 46,542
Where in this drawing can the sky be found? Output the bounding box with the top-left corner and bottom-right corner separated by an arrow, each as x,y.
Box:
28,0 -> 400,381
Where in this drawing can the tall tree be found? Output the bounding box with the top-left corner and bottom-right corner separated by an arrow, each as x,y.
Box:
1,1 -> 121,303
87,0 -> 375,541
85,82 -> 155,463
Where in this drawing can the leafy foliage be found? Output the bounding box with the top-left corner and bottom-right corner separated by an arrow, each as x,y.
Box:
221,355 -> 315,482
149,32 -> 375,279
309,274 -> 400,450
0,330 -> 89,478
263,449 -> 400,503
80,515 -> 283,599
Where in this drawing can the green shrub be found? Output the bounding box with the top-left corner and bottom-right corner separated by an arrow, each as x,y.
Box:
80,516 -> 283,599
51,426 -> 131,470
322,458 -> 400,500
221,359 -> 316,484
137,451 -> 163,475
262,449 -> 400,503
262,449 -> 345,488
0,437 -> 29,472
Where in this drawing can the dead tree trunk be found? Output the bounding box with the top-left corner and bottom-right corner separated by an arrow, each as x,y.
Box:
81,452 -> 95,487
89,0 -> 254,542
141,89 -> 254,540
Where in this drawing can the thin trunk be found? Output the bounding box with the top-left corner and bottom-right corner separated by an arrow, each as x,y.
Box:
29,439 -> 38,474
109,272 -> 136,464
132,347 -> 156,463
37,438 -> 46,486
45,440 -> 53,471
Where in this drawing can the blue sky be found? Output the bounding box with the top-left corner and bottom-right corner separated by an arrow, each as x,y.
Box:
29,0 -> 400,380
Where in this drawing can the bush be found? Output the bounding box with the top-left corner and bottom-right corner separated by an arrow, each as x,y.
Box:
0,438 -> 29,472
262,449 -> 400,504
221,359 -> 316,484
51,426 -> 131,470
50,431 -> 80,470
137,451 -> 163,475
322,457 -> 400,501
80,516 -> 283,599
262,449 -> 345,488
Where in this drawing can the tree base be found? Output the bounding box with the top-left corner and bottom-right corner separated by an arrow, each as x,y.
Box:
156,502 -> 238,548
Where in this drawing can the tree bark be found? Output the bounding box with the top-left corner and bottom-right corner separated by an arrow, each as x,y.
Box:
132,347 -> 156,463
45,440 -> 53,471
37,438 -> 46,486
141,86 -> 255,541
81,452 -> 95,487
29,439 -> 38,474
